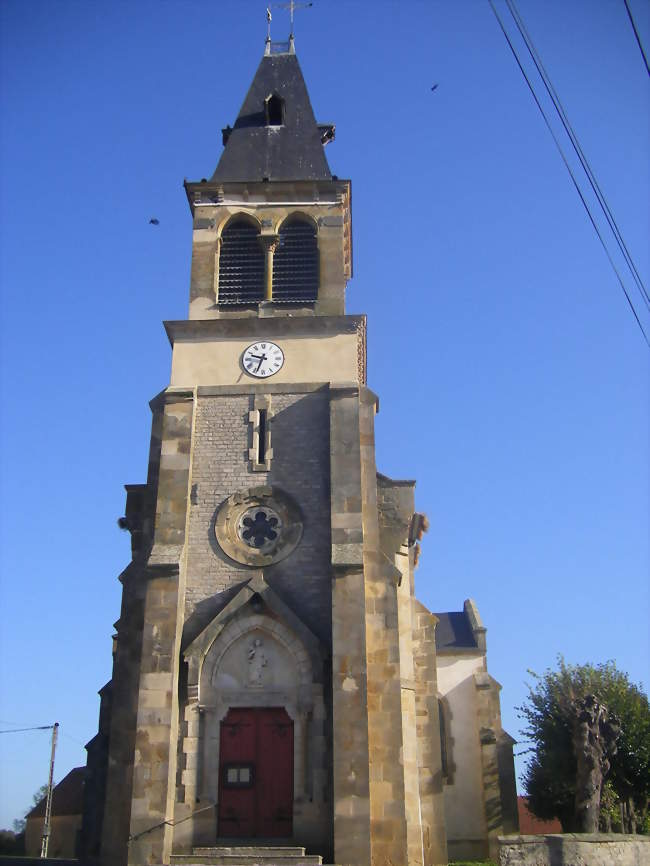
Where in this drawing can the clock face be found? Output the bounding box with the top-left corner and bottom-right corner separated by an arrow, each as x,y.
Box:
242,342 -> 284,378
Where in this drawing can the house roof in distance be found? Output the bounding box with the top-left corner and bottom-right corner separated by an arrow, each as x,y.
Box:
517,797 -> 563,834
434,611 -> 479,650
27,767 -> 85,818
434,598 -> 487,652
211,48 -> 332,183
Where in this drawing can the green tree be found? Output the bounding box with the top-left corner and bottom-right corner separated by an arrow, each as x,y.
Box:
8,784 -> 51,838
519,658 -> 650,833
31,783 -> 49,808
0,828 -> 25,855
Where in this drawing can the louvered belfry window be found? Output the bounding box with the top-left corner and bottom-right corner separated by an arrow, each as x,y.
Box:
273,217 -> 319,302
218,219 -> 265,304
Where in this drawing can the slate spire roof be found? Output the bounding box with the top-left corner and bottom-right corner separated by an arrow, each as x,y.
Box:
211,47 -> 332,183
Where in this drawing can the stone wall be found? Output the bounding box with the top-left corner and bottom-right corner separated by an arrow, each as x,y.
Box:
24,815 -> 81,859
412,601 -> 448,865
499,833 -> 650,866
436,652 -> 488,859
184,386 -> 332,646
330,385 -> 372,866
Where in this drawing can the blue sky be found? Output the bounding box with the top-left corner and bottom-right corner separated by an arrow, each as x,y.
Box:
1,0 -> 648,830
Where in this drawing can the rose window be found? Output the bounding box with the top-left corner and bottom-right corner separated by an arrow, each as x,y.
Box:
214,486 -> 302,566
237,507 -> 282,553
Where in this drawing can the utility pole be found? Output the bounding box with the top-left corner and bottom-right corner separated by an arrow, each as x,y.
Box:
40,722 -> 59,858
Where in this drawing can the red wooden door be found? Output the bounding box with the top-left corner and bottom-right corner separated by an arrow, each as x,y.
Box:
218,707 -> 293,838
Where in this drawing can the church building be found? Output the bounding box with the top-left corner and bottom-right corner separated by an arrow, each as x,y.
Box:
80,33 -> 517,866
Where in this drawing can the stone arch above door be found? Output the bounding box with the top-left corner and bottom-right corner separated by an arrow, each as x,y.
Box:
182,573 -> 324,705
179,574 -> 327,836
199,616 -> 312,713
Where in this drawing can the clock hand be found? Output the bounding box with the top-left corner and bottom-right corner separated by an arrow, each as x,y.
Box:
255,354 -> 267,372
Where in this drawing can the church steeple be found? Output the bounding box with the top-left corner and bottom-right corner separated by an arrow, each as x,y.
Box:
212,48 -> 333,183
81,24 -> 517,866
183,44 -> 349,320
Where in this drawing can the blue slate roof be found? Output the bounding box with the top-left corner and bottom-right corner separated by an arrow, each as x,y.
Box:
212,52 -> 332,183
434,611 -> 479,650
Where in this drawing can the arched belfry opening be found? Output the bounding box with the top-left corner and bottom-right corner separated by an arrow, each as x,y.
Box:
218,218 -> 265,304
265,93 -> 285,126
273,216 -> 319,302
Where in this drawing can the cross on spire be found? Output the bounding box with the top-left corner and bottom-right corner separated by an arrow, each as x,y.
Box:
270,1 -> 313,37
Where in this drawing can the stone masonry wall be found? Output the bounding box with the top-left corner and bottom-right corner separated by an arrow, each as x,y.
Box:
413,602 -> 448,865
330,387 -> 372,866
184,387 -> 332,647
127,392 -> 194,866
359,390 -> 410,865
499,833 -> 650,866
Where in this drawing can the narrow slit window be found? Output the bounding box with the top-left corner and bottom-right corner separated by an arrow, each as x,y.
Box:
258,409 -> 267,464
438,697 -> 454,782
439,701 -> 448,778
265,94 -> 284,126
248,396 -> 272,471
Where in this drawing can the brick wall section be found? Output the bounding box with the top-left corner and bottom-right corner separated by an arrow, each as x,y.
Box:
184,388 -> 332,646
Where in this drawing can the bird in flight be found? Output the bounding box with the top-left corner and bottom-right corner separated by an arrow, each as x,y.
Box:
149,218 -> 160,225
431,83 -> 439,92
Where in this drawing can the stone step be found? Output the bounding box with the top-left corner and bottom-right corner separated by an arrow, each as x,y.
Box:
194,848 -> 306,857
170,847 -> 323,866
171,858 -> 322,866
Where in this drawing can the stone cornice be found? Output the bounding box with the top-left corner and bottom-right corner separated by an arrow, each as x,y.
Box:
164,314 -> 365,346
197,382 -> 329,397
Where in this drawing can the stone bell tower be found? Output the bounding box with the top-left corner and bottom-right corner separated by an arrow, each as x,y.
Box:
84,35 -> 452,866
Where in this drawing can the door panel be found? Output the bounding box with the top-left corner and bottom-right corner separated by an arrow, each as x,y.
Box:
218,707 -> 293,838
257,710 -> 294,837
218,709 -> 256,837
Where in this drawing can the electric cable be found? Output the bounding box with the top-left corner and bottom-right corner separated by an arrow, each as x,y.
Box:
61,731 -> 87,748
623,0 -> 650,77
488,0 -> 650,348
0,725 -> 55,733
505,0 -> 650,311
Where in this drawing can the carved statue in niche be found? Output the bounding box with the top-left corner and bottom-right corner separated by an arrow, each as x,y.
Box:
572,693 -> 620,833
247,637 -> 268,686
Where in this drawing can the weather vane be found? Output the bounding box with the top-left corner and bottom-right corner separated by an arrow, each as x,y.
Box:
267,1 -> 313,38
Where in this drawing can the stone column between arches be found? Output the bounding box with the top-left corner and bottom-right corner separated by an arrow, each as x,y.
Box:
178,611 -> 327,855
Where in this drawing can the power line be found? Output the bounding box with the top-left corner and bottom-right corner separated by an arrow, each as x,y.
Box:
0,720 -> 86,746
488,0 -> 650,348
505,0 -> 650,312
61,731 -> 87,748
623,0 -> 650,77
